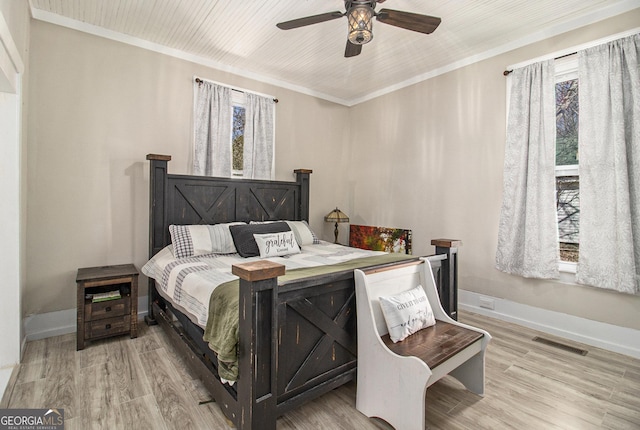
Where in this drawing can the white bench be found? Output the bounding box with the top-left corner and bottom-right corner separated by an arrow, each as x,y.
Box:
354,258 -> 491,430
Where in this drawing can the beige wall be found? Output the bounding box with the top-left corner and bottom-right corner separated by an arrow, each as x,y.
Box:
348,9 -> 640,330
0,0 -> 30,56
26,20 -> 350,316
26,11 -> 640,332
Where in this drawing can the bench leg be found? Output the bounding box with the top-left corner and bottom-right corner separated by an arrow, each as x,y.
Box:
449,352 -> 486,396
356,366 -> 429,430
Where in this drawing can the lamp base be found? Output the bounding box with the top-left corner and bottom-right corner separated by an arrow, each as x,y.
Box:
334,222 -> 339,244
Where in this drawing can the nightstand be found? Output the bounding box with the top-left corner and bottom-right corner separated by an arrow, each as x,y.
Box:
76,264 -> 139,350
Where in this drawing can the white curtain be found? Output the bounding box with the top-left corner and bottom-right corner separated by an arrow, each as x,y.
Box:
496,60 -> 560,279
193,81 -> 232,176
576,34 -> 640,294
243,92 -> 275,180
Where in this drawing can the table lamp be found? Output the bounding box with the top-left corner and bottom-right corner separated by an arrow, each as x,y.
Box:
324,207 -> 349,244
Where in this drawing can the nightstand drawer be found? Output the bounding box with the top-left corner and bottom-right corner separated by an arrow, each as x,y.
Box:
85,297 -> 130,321
86,315 -> 131,339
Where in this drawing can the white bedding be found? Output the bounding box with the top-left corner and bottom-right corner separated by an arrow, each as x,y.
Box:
142,240 -> 385,328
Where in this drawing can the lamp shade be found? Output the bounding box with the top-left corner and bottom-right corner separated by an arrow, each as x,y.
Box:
324,208 -> 350,223
347,4 -> 373,45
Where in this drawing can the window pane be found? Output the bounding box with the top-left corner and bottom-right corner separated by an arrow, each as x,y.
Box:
555,79 -> 579,165
556,78 -> 579,262
556,175 -> 579,262
232,106 -> 246,173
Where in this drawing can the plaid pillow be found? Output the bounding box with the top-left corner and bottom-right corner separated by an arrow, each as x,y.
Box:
285,220 -> 321,246
169,222 -> 245,259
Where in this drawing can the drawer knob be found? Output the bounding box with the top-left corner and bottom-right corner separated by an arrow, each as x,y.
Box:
105,306 -> 112,312
105,323 -> 112,330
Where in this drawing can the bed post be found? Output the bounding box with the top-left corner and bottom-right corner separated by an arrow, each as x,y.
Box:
294,169 -> 312,222
431,239 -> 461,321
233,260 -> 286,430
146,154 -> 171,324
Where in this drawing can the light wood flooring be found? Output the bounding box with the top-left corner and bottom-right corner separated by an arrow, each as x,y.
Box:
2,311 -> 639,429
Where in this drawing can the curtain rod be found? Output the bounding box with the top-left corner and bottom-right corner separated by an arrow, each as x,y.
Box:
502,28 -> 640,76
194,77 -> 278,103
503,51 -> 576,76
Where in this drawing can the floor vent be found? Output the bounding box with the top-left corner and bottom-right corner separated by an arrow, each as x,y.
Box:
532,336 -> 588,356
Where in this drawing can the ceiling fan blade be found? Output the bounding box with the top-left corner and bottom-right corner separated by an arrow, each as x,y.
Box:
345,41 -> 362,58
276,11 -> 343,30
376,9 -> 441,34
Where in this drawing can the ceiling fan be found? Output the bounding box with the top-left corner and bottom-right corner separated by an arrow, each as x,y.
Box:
276,0 -> 441,58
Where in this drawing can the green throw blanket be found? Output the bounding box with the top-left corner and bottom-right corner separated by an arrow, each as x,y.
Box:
203,253 -> 417,381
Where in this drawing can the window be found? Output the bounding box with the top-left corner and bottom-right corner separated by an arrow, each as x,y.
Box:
232,105 -> 246,177
499,32 -> 639,290
193,79 -> 275,180
555,57 -> 579,264
230,89 -> 276,179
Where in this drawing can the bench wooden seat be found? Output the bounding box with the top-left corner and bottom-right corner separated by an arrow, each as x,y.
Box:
381,320 -> 484,369
354,259 -> 491,430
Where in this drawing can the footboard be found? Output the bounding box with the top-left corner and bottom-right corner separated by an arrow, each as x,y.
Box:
233,261 -> 360,429
231,240 -> 460,430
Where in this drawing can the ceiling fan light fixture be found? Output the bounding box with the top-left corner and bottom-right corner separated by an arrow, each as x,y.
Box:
347,5 -> 373,45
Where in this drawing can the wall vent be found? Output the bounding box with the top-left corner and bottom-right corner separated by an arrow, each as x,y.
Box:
532,336 -> 588,356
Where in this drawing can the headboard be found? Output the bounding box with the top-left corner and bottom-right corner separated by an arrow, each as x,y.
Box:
147,154 -> 311,258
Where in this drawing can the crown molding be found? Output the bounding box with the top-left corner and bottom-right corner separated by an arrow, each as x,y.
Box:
30,1 -> 640,107
29,8 -> 352,106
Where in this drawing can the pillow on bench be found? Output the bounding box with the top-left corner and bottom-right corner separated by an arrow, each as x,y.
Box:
378,285 -> 436,343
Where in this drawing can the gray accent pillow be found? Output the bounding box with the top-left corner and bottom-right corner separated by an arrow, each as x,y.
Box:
229,222 -> 291,257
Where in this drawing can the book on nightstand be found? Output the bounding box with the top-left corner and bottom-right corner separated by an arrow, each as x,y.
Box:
91,290 -> 121,302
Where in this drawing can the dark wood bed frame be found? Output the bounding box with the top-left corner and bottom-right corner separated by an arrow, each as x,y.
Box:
144,154 -> 460,429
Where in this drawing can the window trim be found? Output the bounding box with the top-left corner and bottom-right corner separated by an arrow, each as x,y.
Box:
556,164 -> 579,177
559,260 -> 577,274
554,55 -> 578,83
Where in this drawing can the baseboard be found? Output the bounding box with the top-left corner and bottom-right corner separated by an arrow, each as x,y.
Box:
459,289 -> 640,359
23,296 -> 149,341
22,292 -> 640,359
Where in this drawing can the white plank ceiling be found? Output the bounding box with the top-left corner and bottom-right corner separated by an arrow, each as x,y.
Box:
29,0 -> 640,105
